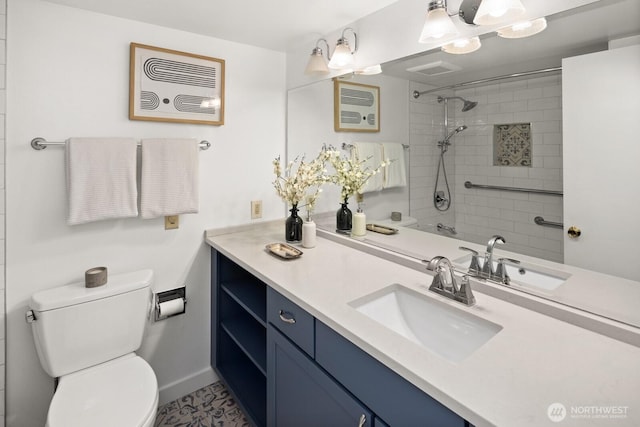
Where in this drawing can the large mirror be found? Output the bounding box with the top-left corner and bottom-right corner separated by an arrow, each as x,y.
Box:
288,0 -> 639,268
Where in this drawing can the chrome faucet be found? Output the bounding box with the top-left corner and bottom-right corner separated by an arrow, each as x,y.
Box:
426,256 -> 475,306
481,235 -> 505,279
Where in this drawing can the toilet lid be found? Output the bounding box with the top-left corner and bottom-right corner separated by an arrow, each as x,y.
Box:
48,355 -> 158,427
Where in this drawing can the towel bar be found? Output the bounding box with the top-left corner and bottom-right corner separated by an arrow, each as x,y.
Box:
30,137 -> 211,151
342,142 -> 409,150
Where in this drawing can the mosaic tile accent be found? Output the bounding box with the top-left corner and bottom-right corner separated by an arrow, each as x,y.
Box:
155,381 -> 250,427
493,123 -> 532,166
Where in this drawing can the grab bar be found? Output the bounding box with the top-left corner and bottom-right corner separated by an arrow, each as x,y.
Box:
534,216 -> 563,229
342,142 -> 409,150
464,180 -> 562,196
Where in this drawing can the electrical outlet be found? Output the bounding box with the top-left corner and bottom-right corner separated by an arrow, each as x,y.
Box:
251,200 -> 262,219
165,215 -> 179,230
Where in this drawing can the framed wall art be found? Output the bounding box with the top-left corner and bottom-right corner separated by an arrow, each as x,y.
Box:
333,80 -> 380,132
129,43 -> 225,125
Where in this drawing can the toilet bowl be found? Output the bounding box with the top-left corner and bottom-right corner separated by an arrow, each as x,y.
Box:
46,354 -> 158,427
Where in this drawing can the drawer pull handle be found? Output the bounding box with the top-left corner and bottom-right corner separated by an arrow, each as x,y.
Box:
358,414 -> 366,427
278,310 -> 296,324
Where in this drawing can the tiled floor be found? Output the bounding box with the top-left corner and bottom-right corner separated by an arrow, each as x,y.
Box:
155,381 -> 249,427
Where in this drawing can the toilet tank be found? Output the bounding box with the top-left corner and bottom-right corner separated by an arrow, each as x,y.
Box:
29,269 -> 153,378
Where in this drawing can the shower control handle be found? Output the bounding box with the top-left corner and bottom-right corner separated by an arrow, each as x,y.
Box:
567,226 -> 582,239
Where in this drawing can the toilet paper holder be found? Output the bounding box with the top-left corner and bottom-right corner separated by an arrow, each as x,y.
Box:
154,287 -> 187,321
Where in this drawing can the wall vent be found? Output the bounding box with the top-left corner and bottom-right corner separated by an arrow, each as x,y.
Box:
406,61 -> 461,76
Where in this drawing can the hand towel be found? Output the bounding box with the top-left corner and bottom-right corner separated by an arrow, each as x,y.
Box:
141,138 -> 199,219
352,142 -> 384,193
382,142 -> 407,189
66,138 -> 139,225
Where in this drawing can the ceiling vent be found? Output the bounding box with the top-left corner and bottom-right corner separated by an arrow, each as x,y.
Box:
406,60 -> 461,76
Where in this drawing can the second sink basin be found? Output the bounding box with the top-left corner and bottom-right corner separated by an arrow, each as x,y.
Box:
350,284 -> 502,363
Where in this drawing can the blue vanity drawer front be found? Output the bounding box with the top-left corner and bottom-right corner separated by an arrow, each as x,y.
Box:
267,287 -> 314,357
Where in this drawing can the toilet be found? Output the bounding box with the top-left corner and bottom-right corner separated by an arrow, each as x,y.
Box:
28,269 -> 159,427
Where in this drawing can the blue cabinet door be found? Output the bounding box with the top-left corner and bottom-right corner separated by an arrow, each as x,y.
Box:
267,325 -> 373,427
316,321 -> 466,427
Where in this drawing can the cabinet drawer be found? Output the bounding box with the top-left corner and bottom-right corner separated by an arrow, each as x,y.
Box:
316,321 -> 466,427
267,287 -> 314,357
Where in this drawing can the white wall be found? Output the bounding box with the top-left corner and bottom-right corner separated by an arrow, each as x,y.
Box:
287,74 -> 410,221
6,0 -> 286,425
1,0 -> 6,425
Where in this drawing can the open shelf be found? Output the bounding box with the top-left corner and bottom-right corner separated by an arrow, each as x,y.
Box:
221,281 -> 266,326
221,317 -> 267,375
218,329 -> 267,427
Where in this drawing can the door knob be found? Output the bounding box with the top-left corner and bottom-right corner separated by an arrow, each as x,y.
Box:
567,226 -> 581,238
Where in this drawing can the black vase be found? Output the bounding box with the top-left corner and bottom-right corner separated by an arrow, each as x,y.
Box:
336,199 -> 352,232
285,204 -> 303,242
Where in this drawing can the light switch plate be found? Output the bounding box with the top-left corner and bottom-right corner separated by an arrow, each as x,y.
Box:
251,200 -> 262,219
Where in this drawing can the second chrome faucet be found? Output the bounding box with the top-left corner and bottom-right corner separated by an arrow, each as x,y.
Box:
460,235 -> 520,285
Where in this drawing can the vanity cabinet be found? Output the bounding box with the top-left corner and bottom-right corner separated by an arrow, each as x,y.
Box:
212,248 -> 471,427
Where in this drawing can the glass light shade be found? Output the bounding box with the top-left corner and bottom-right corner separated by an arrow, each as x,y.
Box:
441,36 -> 481,54
497,17 -> 547,38
304,49 -> 329,75
419,7 -> 459,42
473,0 -> 525,26
328,42 -> 355,69
355,64 -> 382,75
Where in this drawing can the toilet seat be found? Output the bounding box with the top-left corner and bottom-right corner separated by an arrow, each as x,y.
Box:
47,354 -> 158,427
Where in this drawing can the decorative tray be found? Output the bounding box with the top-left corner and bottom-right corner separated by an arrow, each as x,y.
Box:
366,224 -> 399,235
265,242 -> 303,259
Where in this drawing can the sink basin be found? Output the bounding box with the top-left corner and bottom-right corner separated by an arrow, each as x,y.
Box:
453,255 -> 570,292
350,284 -> 502,362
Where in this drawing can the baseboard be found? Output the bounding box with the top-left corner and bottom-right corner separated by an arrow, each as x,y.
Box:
158,366 -> 219,405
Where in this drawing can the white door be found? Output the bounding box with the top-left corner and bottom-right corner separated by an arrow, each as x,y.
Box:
562,44 -> 640,281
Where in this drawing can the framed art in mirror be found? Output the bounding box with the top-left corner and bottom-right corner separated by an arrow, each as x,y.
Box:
129,42 -> 225,125
334,79 -> 379,132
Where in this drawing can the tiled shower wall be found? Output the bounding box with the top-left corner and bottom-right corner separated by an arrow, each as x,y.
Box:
1,0 -> 6,424
409,74 -> 564,263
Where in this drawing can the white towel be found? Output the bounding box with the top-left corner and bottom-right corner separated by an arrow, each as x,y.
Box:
352,142 -> 384,193
66,138 -> 139,225
382,143 -> 407,189
140,138 -> 199,219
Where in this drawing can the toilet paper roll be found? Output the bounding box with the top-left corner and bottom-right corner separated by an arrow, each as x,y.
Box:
158,298 -> 185,318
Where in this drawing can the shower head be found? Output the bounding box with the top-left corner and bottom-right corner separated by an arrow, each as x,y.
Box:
445,125 -> 468,142
437,96 -> 478,112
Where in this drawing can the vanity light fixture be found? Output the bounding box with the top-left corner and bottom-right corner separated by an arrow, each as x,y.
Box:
419,0 -> 459,42
304,38 -> 331,75
328,27 -> 358,70
497,17 -> 547,38
473,0 -> 526,26
441,36 -> 481,54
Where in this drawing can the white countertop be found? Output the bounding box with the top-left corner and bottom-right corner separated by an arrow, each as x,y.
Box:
206,221 -> 640,427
